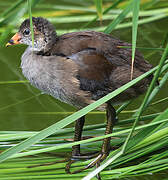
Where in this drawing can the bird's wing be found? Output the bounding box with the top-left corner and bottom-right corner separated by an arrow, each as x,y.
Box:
51,30 -> 153,73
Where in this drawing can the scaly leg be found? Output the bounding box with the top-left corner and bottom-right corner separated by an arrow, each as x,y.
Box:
65,116 -> 85,173
66,116 -> 99,173
72,116 -> 85,158
66,102 -> 116,176
86,102 -> 116,168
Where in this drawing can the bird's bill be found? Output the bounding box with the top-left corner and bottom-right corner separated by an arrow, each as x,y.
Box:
6,33 -> 21,47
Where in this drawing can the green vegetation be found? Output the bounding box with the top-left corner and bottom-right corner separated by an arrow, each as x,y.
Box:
0,0 -> 168,179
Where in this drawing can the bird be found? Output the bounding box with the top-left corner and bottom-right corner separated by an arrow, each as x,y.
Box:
6,17 -> 153,175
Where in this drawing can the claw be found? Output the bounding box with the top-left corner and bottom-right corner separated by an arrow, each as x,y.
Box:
65,159 -> 76,174
86,152 -> 108,169
86,154 -> 102,168
65,151 -> 99,174
65,153 -> 106,180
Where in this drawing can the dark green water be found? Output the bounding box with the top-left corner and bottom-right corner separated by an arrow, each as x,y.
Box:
0,17 -> 168,131
0,1 -> 168,179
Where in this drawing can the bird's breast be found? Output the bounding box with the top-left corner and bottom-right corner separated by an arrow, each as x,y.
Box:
21,48 -> 70,104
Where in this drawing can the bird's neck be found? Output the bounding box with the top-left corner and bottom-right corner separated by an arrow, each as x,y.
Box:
29,33 -> 58,54
42,31 -> 58,53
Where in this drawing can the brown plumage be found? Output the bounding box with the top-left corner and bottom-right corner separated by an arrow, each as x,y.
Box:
7,17 -> 153,177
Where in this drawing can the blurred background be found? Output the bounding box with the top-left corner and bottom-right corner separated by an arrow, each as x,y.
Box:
0,0 -> 167,131
0,1 -> 168,180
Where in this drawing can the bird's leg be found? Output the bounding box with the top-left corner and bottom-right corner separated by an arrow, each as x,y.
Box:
65,115 -> 99,174
71,116 -> 99,159
66,116 -> 87,173
65,116 -> 85,174
71,116 -> 85,158
86,102 -> 116,169
66,102 -> 116,175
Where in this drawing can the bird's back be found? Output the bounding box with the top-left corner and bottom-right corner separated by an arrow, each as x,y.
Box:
49,30 -> 153,104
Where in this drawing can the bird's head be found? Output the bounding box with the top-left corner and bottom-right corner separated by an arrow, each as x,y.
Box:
6,17 -> 57,52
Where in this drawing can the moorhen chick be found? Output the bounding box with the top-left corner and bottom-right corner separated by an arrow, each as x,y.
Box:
6,17 -> 153,174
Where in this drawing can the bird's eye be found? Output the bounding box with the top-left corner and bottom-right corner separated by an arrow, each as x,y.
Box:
23,29 -> 30,36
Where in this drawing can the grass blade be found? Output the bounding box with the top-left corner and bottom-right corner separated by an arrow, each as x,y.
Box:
0,0 -> 24,18
94,0 -> 102,22
27,0 -> 34,48
104,1 -> 133,34
131,0 -> 140,79
122,41 -> 168,153
82,0 -> 123,29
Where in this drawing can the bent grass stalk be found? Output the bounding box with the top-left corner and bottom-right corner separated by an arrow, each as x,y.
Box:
27,0 -> 34,48
1,1 -> 168,180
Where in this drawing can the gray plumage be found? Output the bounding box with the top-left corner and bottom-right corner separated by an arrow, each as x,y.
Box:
10,17 -> 153,109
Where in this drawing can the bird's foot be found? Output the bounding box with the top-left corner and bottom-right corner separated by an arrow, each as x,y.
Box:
65,151 -> 99,174
65,152 -> 109,180
86,152 -> 108,169
65,151 -> 108,178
